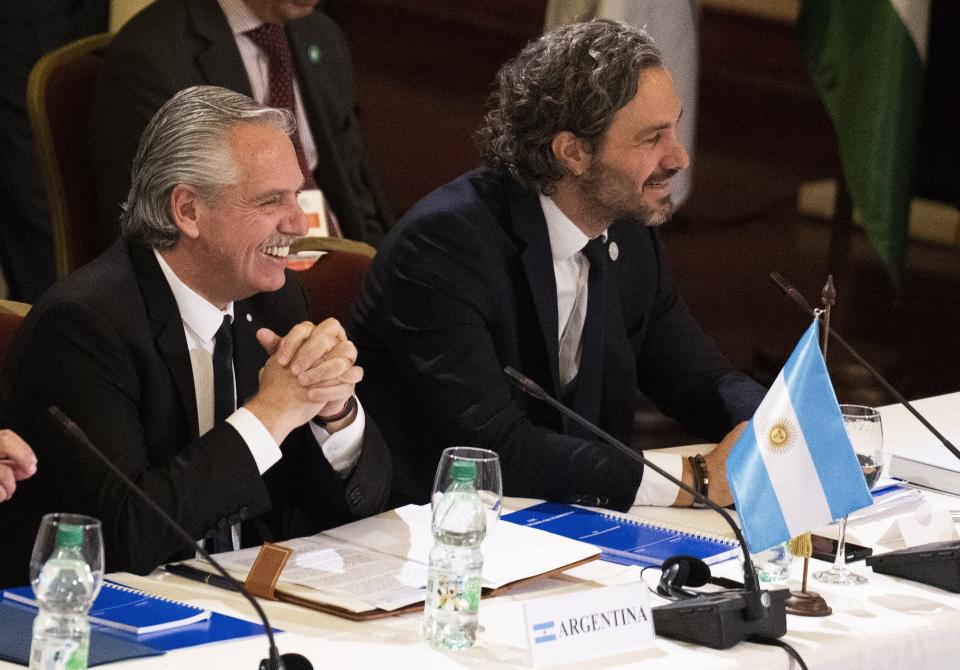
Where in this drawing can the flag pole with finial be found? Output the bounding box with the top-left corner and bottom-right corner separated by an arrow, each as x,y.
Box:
783,275 -> 836,617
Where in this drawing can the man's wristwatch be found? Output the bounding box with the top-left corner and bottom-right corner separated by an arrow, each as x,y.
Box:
313,396 -> 357,427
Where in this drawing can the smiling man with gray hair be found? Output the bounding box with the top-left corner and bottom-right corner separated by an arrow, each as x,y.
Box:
0,85 -> 390,587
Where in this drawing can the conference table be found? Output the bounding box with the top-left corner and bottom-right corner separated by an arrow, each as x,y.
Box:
4,393 -> 959,669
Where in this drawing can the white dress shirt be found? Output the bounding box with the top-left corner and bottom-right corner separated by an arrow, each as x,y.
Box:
539,195 -> 681,506
155,252 -> 364,547
218,0 -> 318,173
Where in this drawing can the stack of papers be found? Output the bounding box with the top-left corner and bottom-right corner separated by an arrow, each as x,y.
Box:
847,481 -> 924,524
178,504 -> 600,619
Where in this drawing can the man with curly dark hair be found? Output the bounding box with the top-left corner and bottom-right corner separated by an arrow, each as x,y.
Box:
350,19 -> 765,511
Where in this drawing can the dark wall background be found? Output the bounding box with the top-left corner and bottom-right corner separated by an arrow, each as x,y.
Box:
915,0 -> 959,205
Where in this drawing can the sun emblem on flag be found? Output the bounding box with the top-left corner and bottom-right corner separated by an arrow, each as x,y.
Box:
764,418 -> 796,454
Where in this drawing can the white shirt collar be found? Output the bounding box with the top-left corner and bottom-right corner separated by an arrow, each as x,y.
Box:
218,0 -> 265,36
154,250 -> 234,344
539,193 -> 606,260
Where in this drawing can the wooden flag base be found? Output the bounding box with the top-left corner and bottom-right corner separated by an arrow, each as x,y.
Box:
785,589 -> 832,617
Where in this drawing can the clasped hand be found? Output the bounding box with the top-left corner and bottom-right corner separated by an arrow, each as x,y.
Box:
246,318 -> 362,443
0,429 -> 37,503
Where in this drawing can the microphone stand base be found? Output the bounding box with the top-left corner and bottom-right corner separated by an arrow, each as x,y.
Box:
653,589 -> 789,649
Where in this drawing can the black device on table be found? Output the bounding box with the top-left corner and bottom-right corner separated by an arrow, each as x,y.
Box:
810,535 -> 873,563
866,540 -> 960,593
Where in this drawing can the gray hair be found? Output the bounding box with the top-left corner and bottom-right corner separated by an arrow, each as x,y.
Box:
476,19 -> 663,193
120,85 -> 295,249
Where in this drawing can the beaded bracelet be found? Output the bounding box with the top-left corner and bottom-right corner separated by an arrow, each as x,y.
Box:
688,454 -> 710,508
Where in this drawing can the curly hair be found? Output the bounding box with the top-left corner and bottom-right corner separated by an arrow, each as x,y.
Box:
476,19 -> 662,193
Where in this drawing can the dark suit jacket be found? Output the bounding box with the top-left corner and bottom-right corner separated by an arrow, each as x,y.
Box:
0,239 -> 390,587
89,0 -> 390,248
349,168 -> 764,510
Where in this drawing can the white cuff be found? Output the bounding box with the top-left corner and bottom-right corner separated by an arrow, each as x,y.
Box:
309,397 -> 365,476
226,407 -> 282,474
632,452 -> 683,507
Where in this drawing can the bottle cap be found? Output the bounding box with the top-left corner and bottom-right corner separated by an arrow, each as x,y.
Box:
450,459 -> 477,483
55,523 -> 84,548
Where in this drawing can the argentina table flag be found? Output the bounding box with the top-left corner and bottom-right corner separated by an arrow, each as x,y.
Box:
727,319 -> 873,553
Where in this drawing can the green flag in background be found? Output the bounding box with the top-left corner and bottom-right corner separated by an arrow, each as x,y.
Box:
797,1 -> 929,286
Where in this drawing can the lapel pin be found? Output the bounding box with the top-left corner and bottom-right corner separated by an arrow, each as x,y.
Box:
308,45 -> 321,64
608,241 -> 619,261
246,313 -> 252,322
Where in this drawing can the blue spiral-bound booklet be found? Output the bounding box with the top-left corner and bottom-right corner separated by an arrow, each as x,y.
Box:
4,582 -> 210,635
1,580 -> 270,662
503,502 -> 740,568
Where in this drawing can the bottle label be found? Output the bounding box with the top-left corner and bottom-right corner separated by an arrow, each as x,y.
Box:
66,637 -> 88,670
30,636 -> 88,670
430,572 -> 481,614
464,574 -> 481,612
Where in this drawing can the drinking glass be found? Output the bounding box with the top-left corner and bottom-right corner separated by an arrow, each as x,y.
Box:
432,447 -> 502,533
747,541 -> 793,585
30,513 -> 104,606
813,405 -> 884,585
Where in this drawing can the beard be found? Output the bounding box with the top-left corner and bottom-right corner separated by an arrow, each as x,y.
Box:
579,159 -> 677,227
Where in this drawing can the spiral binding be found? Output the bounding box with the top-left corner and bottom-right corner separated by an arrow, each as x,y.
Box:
103,580 -> 206,611
593,509 -> 738,548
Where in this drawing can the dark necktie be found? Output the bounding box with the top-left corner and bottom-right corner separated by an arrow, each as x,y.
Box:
213,315 -> 235,426
208,315 -> 235,553
568,236 -> 608,439
245,23 -> 319,191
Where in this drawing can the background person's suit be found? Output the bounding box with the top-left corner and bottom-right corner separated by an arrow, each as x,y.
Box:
0,239 -> 390,587
89,0 -> 390,248
349,167 -> 764,509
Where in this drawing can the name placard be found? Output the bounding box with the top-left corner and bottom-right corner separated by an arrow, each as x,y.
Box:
522,583 -> 654,667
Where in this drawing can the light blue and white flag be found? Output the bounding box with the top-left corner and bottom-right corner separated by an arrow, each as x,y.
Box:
727,320 -> 873,553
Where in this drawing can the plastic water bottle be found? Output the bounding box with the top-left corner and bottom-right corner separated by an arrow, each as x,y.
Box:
30,524 -> 95,670
423,459 -> 486,649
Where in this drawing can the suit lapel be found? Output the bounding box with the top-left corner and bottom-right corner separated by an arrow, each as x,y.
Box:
598,226 -> 637,436
130,243 -> 200,438
189,0 -> 255,96
286,21 -> 331,135
286,21 -> 362,239
510,189 -> 562,398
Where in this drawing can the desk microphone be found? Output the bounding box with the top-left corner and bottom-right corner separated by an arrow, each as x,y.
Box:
769,272 -> 958,460
503,367 -> 788,649
47,406 -> 312,670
